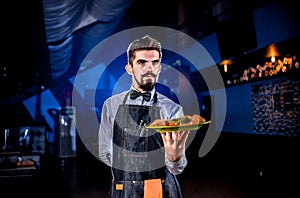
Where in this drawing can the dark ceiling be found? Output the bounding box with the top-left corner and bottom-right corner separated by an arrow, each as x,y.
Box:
0,0 -> 286,105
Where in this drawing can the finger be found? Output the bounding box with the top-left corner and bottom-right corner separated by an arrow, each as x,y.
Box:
166,132 -> 174,144
181,130 -> 190,142
161,132 -> 173,145
172,132 -> 179,142
166,132 -> 172,142
160,132 -> 167,145
176,130 -> 190,143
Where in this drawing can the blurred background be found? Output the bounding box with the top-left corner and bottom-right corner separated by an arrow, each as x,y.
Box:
0,0 -> 299,197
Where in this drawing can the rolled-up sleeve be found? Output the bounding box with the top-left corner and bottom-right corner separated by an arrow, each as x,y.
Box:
165,152 -> 188,175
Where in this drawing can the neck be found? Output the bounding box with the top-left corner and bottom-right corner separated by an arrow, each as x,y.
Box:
132,85 -> 144,92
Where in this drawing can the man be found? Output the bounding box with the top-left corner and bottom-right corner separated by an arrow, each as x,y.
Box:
98,35 -> 201,197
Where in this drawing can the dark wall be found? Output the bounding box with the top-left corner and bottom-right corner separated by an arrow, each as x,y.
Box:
0,0 -> 51,102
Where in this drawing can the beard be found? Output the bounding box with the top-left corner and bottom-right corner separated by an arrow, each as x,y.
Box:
139,79 -> 155,91
134,72 -> 157,91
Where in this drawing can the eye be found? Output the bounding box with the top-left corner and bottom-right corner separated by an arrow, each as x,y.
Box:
152,60 -> 159,66
137,60 -> 146,65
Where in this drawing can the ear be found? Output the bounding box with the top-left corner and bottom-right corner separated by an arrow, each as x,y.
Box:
125,64 -> 133,74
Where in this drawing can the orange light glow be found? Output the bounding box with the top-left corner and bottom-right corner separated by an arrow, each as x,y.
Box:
271,56 -> 276,63
220,59 -> 232,73
224,64 -> 227,73
265,44 -> 280,58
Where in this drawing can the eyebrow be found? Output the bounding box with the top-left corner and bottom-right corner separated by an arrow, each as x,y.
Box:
137,59 -> 160,63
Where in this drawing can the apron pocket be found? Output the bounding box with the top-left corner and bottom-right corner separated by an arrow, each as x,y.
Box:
111,180 -> 144,198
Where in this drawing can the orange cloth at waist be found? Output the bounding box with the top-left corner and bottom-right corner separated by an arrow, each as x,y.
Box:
144,178 -> 163,198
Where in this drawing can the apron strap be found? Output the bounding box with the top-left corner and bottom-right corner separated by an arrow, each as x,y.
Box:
122,91 -> 130,105
153,92 -> 158,104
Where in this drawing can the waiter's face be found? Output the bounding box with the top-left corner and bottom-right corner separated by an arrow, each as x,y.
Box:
126,50 -> 161,92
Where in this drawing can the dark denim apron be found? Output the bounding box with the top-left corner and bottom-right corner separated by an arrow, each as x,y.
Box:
109,92 -> 182,198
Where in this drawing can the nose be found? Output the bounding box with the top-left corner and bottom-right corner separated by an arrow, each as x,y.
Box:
143,62 -> 155,71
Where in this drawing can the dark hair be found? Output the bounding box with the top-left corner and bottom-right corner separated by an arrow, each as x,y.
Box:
127,35 -> 162,65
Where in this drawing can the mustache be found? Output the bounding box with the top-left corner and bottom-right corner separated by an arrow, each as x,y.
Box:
141,72 -> 157,78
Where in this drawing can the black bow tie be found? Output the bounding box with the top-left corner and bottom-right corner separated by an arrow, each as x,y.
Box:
130,90 -> 151,102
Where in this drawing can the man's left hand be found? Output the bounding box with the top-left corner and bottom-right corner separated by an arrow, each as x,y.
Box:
160,130 -> 190,162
